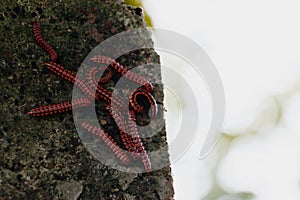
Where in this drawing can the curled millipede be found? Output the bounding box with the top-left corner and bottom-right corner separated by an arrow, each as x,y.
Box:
86,66 -> 113,86
99,66 -> 114,83
90,55 -> 157,117
32,22 -> 57,62
27,98 -> 91,116
80,121 -> 131,165
90,55 -> 153,92
129,89 -> 157,119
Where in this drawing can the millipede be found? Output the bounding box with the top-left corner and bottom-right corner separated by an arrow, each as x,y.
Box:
127,109 -> 151,172
33,22 -> 57,62
105,103 -> 141,159
86,66 -> 114,85
90,55 -> 153,92
80,121 -> 131,165
130,89 -> 157,119
27,98 -> 91,116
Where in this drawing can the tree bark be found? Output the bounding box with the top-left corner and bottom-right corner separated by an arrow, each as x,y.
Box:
0,0 -> 174,199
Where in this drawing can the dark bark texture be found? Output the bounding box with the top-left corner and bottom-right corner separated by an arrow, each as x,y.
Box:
0,0 -> 174,199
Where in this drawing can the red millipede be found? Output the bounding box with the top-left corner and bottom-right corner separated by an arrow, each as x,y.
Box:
127,109 -> 151,173
85,66 -> 114,97
27,98 -> 91,116
86,66 -> 113,85
90,55 -> 157,118
129,89 -> 157,119
80,121 -> 131,165
105,104 -> 140,160
32,22 -> 57,62
99,66 -> 114,83
90,55 -> 153,92
45,62 -> 127,110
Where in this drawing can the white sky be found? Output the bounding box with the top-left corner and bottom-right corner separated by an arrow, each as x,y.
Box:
142,0 -> 300,199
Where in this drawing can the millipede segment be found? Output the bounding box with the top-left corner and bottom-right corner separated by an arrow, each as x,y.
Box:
33,22 -> 57,62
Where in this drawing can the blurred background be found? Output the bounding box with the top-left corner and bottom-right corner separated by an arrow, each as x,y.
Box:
140,0 -> 300,199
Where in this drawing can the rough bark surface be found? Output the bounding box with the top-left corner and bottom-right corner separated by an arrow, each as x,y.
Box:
0,0 -> 174,199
